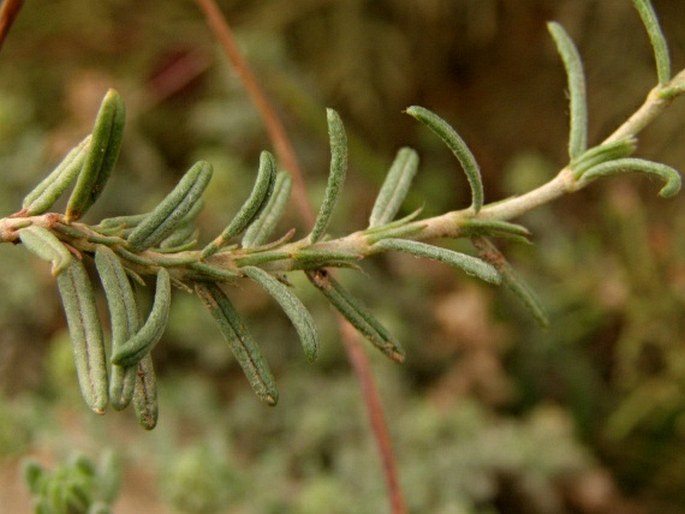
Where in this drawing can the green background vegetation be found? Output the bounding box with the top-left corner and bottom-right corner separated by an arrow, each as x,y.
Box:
1,0 -> 685,512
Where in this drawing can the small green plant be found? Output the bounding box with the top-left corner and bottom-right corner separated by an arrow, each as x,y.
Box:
0,0 -> 683,433
23,452 -> 121,514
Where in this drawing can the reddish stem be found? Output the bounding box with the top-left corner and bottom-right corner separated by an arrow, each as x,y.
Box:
194,1 -> 407,512
194,0 -> 313,228
338,315 -> 407,514
0,0 -> 25,50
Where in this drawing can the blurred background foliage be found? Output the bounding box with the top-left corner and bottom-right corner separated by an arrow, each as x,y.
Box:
1,0 -> 685,512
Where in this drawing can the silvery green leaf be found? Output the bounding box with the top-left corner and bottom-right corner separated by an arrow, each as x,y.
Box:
309,109 -> 348,243
405,105 -> 484,212
369,147 -> 419,228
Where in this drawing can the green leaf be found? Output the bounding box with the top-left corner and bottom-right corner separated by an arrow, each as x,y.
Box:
56,260 -> 109,413
571,138 -> 637,178
94,245 -> 139,410
373,238 -> 501,285
580,157 -> 681,198
405,105 -> 484,212
547,22 -> 588,160
472,237 -> 549,327
23,460 -> 45,494
293,248 -> 362,269
127,161 -> 212,252
460,219 -> 531,243
242,171 -> 293,248
18,225 -> 73,276
309,108 -> 348,243
632,0 -> 671,85
133,355 -> 158,430
369,147 -> 419,228
202,151 -> 277,257
243,266 -> 319,362
96,212 -> 150,231
188,261 -> 241,282
195,283 -> 279,405
22,135 -> 91,215
111,268 -> 171,367
306,270 -> 404,362
65,89 -> 126,222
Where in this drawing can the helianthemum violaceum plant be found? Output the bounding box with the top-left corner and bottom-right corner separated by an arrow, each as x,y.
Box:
1,0 -> 683,432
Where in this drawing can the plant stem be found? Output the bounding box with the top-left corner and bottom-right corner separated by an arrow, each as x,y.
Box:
0,0 -> 25,50
194,0 -> 314,228
338,316 -> 407,514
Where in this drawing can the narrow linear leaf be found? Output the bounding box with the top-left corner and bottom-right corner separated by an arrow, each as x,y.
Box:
632,0 -> 671,85
133,355 -> 158,430
242,171 -> 293,248
203,151 -> 276,257
195,283 -> 279,405
547,22 -> 588,160
22,135 -> 91,215
369,147 -> 419,228
56,260 -> 109,413
658,81 -> 685,100
156,198 -> 205,251
581,157 -> 681,198
108,364 -> 136,412
111,268 -> 171,367
309,108 -> 348,243
242,228 -> 295,253
65,89 -> 126,222
188,261 -> 241,281
571,138 -> 637,178
306,270 -> 404,362
460,219 -> 531,243
405,105 -> 484,212
96,212 -> 150,231
364,208 -> 423,235
374,238 -> 501,285
293,248 -> 362,268
158,224 -> 198,252
473,237 -> 549,327
19,225 -> 73,276
243,266 -> 319,362
127,161 -> 213,252
94,245 -> 139,410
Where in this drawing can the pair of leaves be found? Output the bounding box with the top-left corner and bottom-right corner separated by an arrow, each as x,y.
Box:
195,266 -> 320,405
202,151 -> 277,257
20,235 -> 165,427
22,89 -> 125,221
127,161 -> 213,252
95,245 -> 163,428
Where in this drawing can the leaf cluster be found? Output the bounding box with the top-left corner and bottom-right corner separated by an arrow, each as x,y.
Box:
23,452 -> 120,514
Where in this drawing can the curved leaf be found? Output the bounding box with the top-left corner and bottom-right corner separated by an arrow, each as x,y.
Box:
309,108 -> 348,242
405,105 -> 483,212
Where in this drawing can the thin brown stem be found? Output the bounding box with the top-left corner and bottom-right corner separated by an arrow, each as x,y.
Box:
0,0 -> 25,50
194,1 -> 407,512
194,0 -> 313,228
338,315 -> 407,514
